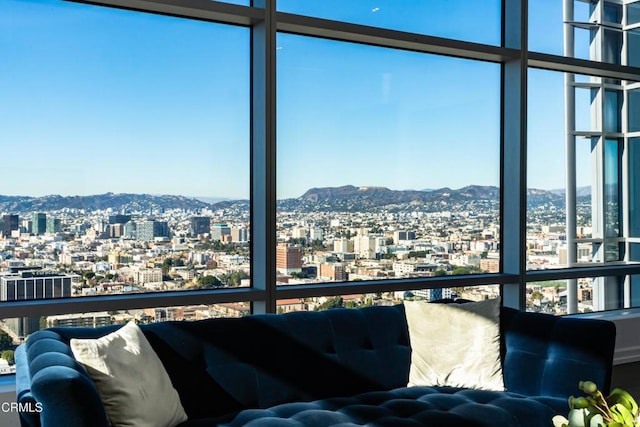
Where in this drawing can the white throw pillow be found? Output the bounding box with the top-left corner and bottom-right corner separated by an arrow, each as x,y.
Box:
404,298 -> 505,391
70,321 -> 188,427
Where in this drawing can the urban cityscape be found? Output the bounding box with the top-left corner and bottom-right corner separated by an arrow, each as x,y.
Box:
0,0 -> 631,357
0,184 -> 595,345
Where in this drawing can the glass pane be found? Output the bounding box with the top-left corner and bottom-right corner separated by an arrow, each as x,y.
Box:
576,242 -> 596,262
603,3 -> 622,24
277,1 -> 501,46
575,87 -> 600,132
0,0 -> 250,298
527,276 -> 622,314
604,139 -> 622,239
629,3 -> 640,25
629,89 -> 640,132
575,26 -> 596,62
632,274 -> 640,307
526,280 -> 569,314
527,69 -> 567,270
574,0 -> 593,23
602,29 -> 623,65
630,139 -> 640,237
604,90 -> 622,133
276,34 -> 500,286
576,137 -> 596,240
530,0 -> 625,64
629,30 -> 640,67
529,0 -> 565,56
592,276 -> 623,311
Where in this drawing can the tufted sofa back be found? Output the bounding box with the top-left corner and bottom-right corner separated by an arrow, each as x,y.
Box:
18,305 -> 411,425
16,303 -> 616,426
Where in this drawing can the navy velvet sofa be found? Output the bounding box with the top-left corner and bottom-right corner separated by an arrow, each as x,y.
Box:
15,303 -> 616,427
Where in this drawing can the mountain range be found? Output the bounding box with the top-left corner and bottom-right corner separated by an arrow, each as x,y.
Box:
0,185 -> 585,215
278,185 -> 576,212
0,193 -> 212,214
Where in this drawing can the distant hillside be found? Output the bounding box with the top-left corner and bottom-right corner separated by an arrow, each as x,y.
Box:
0,185 -> 583,215
0,193 -> 213,214
278,185 -> 567,212
549,186 -> 592,198
299,185 -> 499,204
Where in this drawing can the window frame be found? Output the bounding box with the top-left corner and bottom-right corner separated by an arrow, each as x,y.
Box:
3,0 -> 640,320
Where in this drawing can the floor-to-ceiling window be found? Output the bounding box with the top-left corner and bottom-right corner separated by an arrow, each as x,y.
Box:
2,0 -> 640,338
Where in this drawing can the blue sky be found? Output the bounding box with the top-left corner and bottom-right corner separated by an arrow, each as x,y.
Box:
1,0 -> 588,199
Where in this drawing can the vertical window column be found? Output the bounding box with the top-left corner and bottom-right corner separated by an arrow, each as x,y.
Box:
501,0 -> 527,309
251,0 -> 277,314
564,0 -> 580,313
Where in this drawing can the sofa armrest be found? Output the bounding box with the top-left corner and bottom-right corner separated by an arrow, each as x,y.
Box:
15,333 -> 110,427
15,345 -> 40,427
30,365 -> 109,427
501,308 -> 616,398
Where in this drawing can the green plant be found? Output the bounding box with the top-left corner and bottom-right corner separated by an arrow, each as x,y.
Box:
553,381 -> 639,427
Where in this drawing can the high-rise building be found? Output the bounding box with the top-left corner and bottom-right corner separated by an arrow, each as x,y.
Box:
211,223 -> 231,241
393,230 -> 416,244
0,270 -> 75,339
564,0 -> 639,312
276,243 -> 303,274
0,270 -> 73,301
1,214 -> 19,238
309,227 -> 323,242
109,214 -> 132,225
333,238 -> 353,253
354,235 -> 377,259
124,221 -> 137,239
137,220 -> 169,242
231,226 -> 248,243
191,216 -> 211,236
46,217 -> 61,234
109,223 -> 125,238
32,213 -> 46,235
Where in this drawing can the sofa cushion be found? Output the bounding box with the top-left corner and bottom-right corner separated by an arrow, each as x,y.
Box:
404,298 -> 504,391
70,321 -> 188,427
200,386 -> 566,427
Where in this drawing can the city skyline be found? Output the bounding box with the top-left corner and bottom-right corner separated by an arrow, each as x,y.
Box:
2,0 -> 589,200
